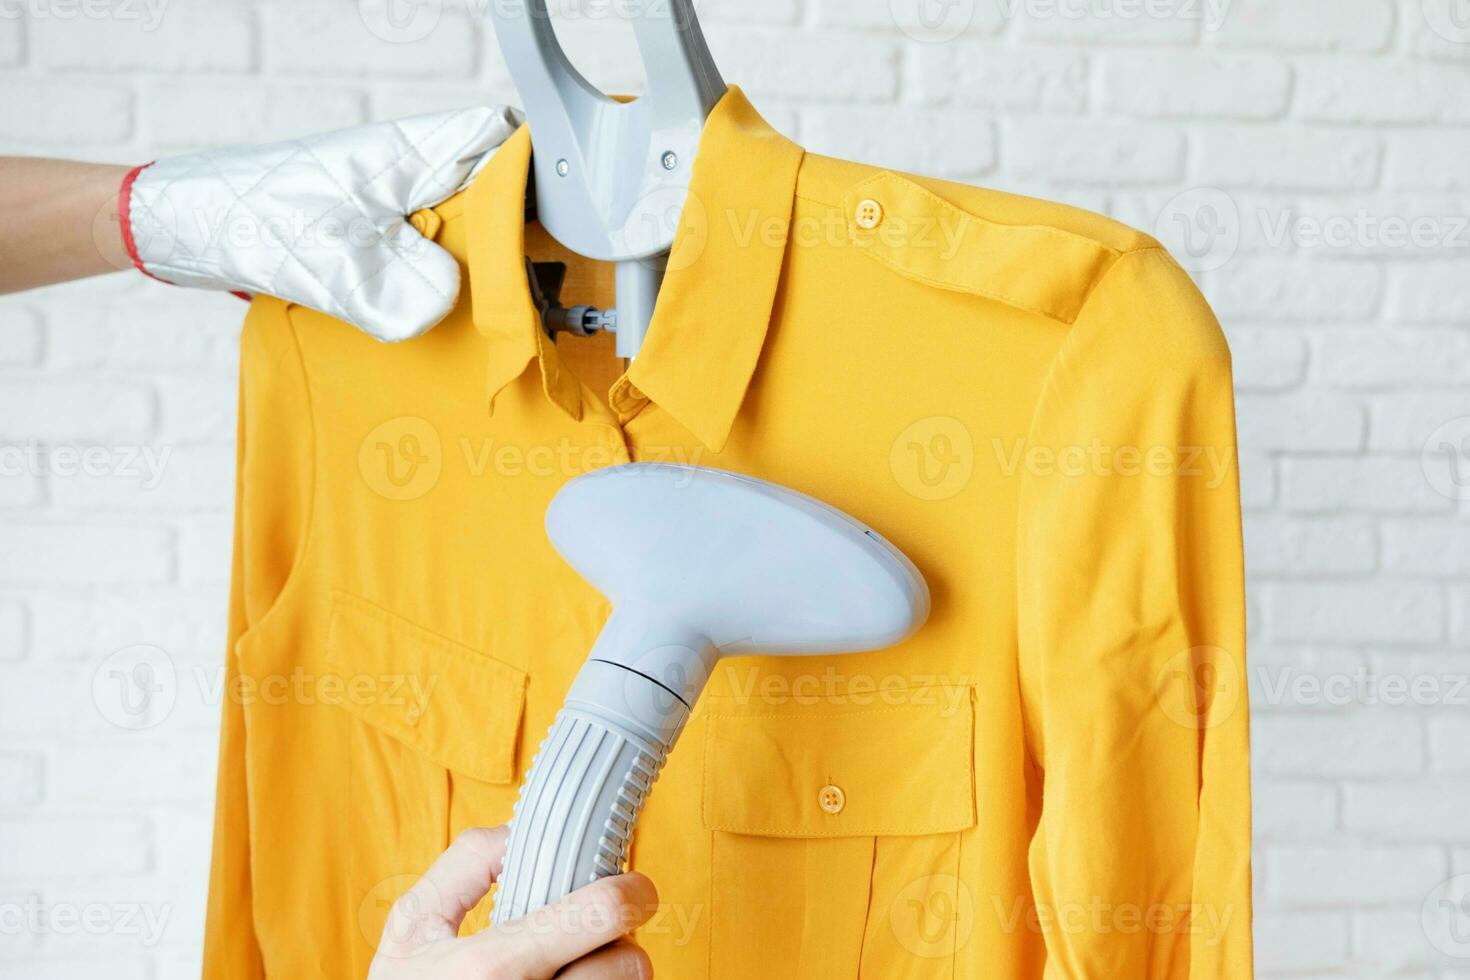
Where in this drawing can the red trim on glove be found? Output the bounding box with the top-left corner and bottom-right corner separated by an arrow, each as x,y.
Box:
118,162 -> 173,285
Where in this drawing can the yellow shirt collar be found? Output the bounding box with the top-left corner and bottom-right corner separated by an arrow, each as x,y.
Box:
464,86 -> 805,452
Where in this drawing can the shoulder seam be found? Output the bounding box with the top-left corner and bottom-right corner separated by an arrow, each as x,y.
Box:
1072,245 -> 1170,323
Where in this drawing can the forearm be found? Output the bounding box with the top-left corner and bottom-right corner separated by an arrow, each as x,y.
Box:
0,105 -> 519,339
0,157 -> 134,294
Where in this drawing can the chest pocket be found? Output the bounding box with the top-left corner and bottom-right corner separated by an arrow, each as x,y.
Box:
701,690 -> 977,979
324,591 -> 527,972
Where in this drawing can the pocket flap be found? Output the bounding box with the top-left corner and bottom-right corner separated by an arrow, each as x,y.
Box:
325,591 -> 526,785
702,692 -> 976,838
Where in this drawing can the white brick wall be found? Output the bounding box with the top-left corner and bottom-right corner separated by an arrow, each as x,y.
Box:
1,0 -> 1467,976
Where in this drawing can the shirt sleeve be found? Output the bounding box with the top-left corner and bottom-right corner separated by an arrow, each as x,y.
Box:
203,372 -> 267,979
204,297 -> 312,978
1016,246 -> 1253,978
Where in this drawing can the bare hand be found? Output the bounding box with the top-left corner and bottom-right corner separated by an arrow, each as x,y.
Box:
368,826 -> 656,980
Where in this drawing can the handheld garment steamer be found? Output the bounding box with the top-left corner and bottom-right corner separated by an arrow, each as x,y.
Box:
490,464 -> 930,922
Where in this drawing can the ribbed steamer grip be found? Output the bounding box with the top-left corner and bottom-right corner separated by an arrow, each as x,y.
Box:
491,660 -> 689,924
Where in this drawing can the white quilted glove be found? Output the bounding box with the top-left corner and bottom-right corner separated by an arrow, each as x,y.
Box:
120,106 -> 523,342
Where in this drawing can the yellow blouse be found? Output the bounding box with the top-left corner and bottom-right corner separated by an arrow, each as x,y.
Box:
204,86 -> 1251,979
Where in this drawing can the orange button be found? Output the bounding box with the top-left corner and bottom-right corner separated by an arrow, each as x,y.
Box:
818,784 -> 846,814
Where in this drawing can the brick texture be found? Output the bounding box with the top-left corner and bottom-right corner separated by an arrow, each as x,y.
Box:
1,1 -> 1467,976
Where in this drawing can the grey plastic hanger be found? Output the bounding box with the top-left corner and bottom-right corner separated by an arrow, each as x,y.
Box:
488,0 -> 727,357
